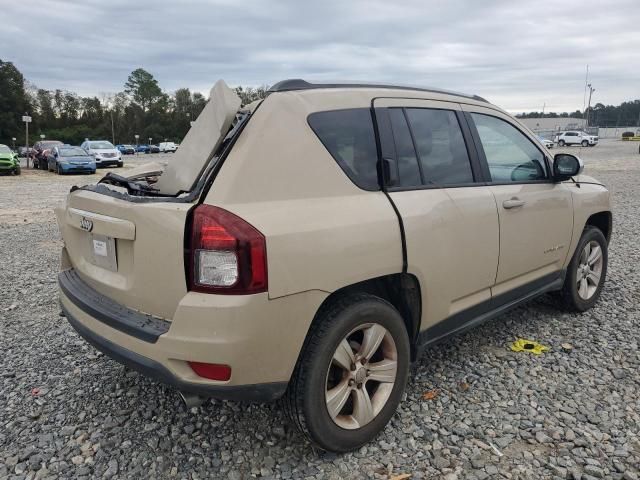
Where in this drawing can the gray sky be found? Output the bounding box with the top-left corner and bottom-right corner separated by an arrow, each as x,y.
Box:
2,0 -> 639,113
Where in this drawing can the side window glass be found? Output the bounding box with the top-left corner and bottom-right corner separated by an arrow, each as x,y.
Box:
388,108 -> 421,187
470,113 -> 547,182
308,108 -> 379,190
405,108 -> 474,185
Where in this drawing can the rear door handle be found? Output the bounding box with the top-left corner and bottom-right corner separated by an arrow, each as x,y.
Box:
503,198 -> 526,209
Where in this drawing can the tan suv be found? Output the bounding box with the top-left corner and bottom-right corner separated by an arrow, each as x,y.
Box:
56,79 -> 611,452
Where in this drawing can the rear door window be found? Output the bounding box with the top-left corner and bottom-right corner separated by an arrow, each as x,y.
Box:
404,108 -> 474,185
308,108 -> 379,190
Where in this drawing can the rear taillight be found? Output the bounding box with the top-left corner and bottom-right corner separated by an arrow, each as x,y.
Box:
188,361 -> 232,381
188,205 -> 267,294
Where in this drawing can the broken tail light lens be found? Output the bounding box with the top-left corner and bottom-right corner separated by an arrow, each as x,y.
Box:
188,205 -> 267,294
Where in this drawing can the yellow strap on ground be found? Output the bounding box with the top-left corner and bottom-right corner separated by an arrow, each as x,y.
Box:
510,338 -> 550,355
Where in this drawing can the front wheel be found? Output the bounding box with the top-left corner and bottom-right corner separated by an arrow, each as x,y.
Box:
14,167 -> 21,175
560,226 -> 608,312
284,294 -> 410,452
117,161 -> 123,167
581,140 -> 589,147
57,164 -> 64,175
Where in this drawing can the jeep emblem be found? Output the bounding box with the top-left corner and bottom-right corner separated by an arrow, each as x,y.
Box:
80,217 -> 93,232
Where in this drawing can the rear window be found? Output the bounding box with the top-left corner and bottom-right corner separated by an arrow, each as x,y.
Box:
308,108 -> 379,190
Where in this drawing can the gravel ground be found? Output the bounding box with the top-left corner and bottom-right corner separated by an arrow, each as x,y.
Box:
1,141 -> 639,479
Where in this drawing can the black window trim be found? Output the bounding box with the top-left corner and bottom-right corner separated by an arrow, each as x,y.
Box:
376,105 -> 486,192
306,108 -> 381,192
464,111 -> 554,186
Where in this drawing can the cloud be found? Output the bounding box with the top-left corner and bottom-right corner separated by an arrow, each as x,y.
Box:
1,0 -> 639,112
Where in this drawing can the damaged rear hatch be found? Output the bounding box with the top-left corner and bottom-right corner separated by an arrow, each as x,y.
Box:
56,80 -> 245,320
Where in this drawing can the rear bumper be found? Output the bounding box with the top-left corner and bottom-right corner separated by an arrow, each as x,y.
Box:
57,267 -> 324,402
62,302 -> 286,401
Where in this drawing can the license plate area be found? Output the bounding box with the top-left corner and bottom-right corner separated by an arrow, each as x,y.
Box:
88,234 -> 117,271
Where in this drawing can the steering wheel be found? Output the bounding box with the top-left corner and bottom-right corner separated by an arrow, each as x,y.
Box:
511,160 -> 544,181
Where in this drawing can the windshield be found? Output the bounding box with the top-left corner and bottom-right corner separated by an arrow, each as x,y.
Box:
90,141 -> 115,149
60,147 -> 88,157
0,145 -> 12,154
124,145 -> 134,148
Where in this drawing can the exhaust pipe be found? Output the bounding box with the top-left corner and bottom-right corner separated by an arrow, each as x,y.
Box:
179,391 -> 207,408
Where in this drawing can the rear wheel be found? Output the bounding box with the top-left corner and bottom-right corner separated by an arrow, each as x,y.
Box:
559,226 -> 607,312
558,140 -> 566,146
284,294 -> 410,452
581,140 -> 589,147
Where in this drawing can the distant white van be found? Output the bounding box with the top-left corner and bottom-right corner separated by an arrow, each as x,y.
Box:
159,142 -> 178,153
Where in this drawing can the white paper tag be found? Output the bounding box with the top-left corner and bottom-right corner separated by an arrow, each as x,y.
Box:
93,239 -> 108,257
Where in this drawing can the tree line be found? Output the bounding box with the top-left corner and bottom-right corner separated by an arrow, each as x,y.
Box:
0,59 -> 268,147
515,100 -> 640,127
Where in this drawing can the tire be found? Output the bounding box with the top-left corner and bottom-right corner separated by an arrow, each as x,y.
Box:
559,226 -> 608,312
14,166 -> 20,175
57,164 -> 64,175
581,140 -> 589,147
558,140 -> 566,147
283,293 -> 410,452
117,161 -> 123,167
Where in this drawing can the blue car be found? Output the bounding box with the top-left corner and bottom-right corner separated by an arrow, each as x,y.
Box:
47,145 -> 96,175
136,144 -> 150,153
116,144 -> 136,155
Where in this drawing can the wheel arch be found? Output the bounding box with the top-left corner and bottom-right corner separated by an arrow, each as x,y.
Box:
309,273 -> 422,360
585,210 -> 612,243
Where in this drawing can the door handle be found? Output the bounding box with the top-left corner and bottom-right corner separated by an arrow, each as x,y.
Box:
503,197 -> 526,209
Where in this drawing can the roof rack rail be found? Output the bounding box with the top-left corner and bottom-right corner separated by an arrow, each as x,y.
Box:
267,79 -> 487,102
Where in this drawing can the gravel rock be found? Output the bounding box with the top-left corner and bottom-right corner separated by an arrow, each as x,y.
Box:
1,143 -> 639,478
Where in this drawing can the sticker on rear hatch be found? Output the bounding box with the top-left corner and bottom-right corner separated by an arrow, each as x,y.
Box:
93,239 -> 108,257
88,234 -> 117,271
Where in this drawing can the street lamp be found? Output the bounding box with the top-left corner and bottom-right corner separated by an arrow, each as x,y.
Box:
40,134 -> 45,140
148,137 -> 152,147
11,137 -> 16,150
134,134 -> 139,156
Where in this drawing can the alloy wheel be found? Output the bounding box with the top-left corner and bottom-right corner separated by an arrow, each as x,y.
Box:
576,240 -> 603,300
325,323 -> 397,430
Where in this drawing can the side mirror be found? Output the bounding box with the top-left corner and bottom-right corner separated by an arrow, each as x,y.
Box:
553,153 -> 583,181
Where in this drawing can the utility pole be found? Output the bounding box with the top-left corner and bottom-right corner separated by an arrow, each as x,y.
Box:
110,111 -> 115,145
22,113 -> 32,168
586,84 -> 595,128
583,64 -> 589,115
542,102 -> 546,116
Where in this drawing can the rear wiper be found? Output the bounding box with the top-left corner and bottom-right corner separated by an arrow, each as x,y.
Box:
98,172 -> 159,195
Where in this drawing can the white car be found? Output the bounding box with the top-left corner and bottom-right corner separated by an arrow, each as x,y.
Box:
536,135 -> 554,149
555,131 -> 598,147
80,140 -> 123,167
159,142 -> 178,153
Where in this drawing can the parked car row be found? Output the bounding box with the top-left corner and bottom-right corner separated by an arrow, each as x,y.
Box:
115,141 -> 178,154
27,139 -> 124,174
533,131 -> 599,149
